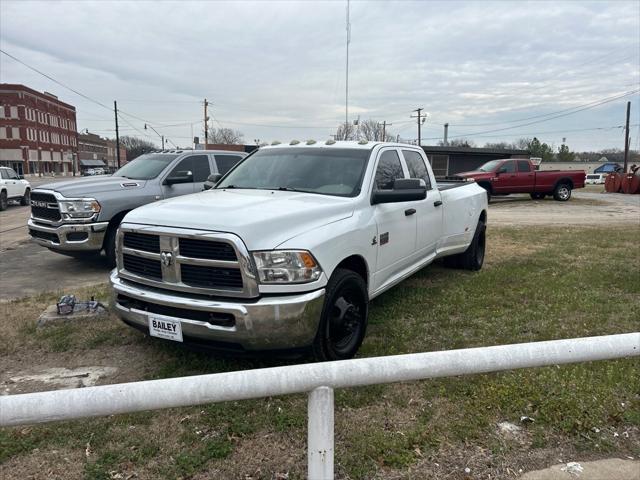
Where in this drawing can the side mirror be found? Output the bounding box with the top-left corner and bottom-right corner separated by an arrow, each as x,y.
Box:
17,175 -> 24,180
164,170 -> 193,185
203,173 -> 223,190
372,178 -> 427,205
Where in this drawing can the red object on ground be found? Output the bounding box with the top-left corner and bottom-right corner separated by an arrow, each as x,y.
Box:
605,173 -> 622,193
620,173 -> 640,194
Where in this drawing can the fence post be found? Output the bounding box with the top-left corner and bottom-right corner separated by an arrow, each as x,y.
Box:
308,386 -> 334,480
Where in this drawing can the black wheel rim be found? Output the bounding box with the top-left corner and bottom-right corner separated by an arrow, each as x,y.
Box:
328,284 -> 365,357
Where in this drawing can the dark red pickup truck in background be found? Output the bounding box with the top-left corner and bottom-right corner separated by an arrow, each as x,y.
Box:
453,158 -> 585,202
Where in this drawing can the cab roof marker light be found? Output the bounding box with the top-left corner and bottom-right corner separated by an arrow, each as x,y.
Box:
306,139 -> 316,145
325,139 -> 336,145
358,139 -> 368,145
290,139 -> 300,145
271,141 -> 281,146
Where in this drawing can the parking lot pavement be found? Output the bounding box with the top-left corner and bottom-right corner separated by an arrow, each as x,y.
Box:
0,175 -> 110,302
0,242 -> 110,301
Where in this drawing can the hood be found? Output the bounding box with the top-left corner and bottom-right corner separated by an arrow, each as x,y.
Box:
124,189 -> 355,250
36,176 -> 147,197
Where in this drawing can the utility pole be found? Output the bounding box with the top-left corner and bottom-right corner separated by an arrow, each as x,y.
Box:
204,98 -> 209,148
623,101 -> 630,173
114,100 -> 121,169
411,108 -> 424,146
379,121 -> 392,141
345,0 -> 350,137
443,123 -> 449,146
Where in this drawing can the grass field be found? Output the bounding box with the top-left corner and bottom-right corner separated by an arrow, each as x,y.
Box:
1,225 -> 638,479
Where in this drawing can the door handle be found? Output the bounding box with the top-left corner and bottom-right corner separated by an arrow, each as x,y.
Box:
404,208 -> 416,216
433,200 -> 443,207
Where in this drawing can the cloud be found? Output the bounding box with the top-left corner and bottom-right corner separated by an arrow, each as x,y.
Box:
1,0 -> 638,150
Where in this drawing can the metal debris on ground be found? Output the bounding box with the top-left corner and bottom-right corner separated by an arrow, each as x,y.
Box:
56,294 -> 106,315
38,294 -> 108,327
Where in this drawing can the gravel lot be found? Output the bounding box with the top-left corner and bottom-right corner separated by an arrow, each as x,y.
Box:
1,185 -> 638,302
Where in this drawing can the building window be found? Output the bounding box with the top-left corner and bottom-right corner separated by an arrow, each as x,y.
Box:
0,106 -> 4,118
10,106 -> 18,118
12,127 -> 20,140
0,127 -> 6,139
428,154 -> 449,177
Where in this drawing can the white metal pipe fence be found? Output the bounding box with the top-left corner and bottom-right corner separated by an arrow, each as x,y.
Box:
1,333 -> 638,479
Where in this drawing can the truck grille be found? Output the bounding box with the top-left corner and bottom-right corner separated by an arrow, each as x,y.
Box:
181,264 -> 243,289
30,192 -> 61,221
123,254 -> 162,280
118,227 -> 257,298
123,232 -> 160,253
179,238 -> 237,261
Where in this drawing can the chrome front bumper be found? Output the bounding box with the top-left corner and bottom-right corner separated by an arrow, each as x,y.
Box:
110,271 -> 326,351
28,218 -> 109,251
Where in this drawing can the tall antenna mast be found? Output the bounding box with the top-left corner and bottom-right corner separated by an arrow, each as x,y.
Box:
345,0 -> 350,137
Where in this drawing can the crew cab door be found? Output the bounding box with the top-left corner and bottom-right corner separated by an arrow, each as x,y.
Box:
161,154 -> 212,198
402,149 -> 443,256
491,160 -> 517,193
371,148 -> 417,291
1,168 -> 22,198
516,159 -> 535,192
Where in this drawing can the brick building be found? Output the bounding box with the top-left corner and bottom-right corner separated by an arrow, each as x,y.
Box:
77,132 -> 108,173
106,139 -> 127,171
0,83 -> 78,176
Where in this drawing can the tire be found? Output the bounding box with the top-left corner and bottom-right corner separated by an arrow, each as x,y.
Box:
443,220 -> 486,271
104,224 -> 118,268
0,190 -> 7,211
312,268 -> 368,361
553,183 -> 572,201
20,188 -> 31,206
530,193 -> 545,200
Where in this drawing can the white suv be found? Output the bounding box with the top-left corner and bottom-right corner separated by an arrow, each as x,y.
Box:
0,167 -> 31,211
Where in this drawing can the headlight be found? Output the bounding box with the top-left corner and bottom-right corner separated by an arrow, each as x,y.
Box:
252,250 -> 322,284
59,199 -> 101,219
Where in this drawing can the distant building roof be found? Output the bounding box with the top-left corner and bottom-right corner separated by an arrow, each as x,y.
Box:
421,145 -> 529,156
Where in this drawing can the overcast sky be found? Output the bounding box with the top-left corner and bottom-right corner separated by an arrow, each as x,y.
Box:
1,0 -> 639,151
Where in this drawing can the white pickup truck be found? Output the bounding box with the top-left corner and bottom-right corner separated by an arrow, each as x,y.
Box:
110,141 -> 488,360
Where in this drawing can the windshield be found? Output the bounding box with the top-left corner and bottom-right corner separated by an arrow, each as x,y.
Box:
478,159 -> 503,172
217,147 -> 371,197
113,154 -> 179,180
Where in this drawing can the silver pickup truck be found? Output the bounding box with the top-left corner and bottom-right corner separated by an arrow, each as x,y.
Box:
28,150 -> 246,265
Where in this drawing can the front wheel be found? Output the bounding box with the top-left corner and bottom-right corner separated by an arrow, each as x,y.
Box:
553,183 -> 572,201
20,188 -> 31,206
312,268 -> 368,361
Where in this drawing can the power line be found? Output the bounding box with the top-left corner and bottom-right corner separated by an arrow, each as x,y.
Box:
0,48 -> 112,111
419,124 -> 638,141
449,89 -> 640,127
447,89 -> 639,139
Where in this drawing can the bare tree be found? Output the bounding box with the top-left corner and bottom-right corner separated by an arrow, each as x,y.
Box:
205,127 -> 244,144
357,119 -> 395,142
335,119 -> 395,142
118,136 -> 156,161
438,138 -> 476,147
335,122 -> 356,141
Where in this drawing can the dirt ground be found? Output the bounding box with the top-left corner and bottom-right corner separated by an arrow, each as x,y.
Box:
489,189 -> 640,226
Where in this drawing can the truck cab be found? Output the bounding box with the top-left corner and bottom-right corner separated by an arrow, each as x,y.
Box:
27,150 -> 246,265
110,141 -> 487,360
